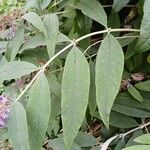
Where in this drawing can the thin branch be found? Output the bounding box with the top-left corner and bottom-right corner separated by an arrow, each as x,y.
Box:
15,28 -> 140,102
84,35 -> 140,54
101,121 -> 150,150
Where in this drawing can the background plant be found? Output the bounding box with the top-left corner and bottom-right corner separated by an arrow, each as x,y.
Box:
0,0 -> 150,150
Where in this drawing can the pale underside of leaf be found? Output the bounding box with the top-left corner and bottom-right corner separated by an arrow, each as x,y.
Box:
8,101 -> 30,150
27,73 -> 51,150
61,47 -> 90,150
96,33 -> 124,128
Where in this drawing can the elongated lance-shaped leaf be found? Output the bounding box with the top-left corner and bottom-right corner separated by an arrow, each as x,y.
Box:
22,12 -> 47,37
9,27 -> 24,61
112,0 -> 130,12
96,33 -> 124,128
61,46 -> 90,150
8,101 -> 30,150
43,14 -> 59,58
141,0 -> 150,38
77,0 -> 107,28
27,73 -> 51,150
135,133 -> 150,145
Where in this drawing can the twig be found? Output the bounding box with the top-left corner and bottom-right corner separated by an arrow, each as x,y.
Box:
101,121 -> 150,150
15,28 -> 140,102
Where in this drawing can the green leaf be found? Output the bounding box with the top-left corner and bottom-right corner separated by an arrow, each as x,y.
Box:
134,38 -> 150,53
0,41 -> 8,53
112,0 -> 130,12
108,13 -> 120,36
89,61 -> 96,116
40,0 -> 51,10
22,12 -> 47,37
8,101 -> 30,150
110,111 -> 138,128
123,145 -> 150,150
0,61 -> 38,82
135,134 -> 150,145
126,130 -> 143,147
95,33 -> 124,128
127,84 -> 144,102
75,132 -> 97,147
141,0 -> 150,38
115,139 -> 126,150
20,33 -> 45,52
27,73 -> 51,150
77,0 -> 107,27
61,47 -> 90,150
147,53 -> 150,63
135,80 -> 150,92
43,14 -> 59,58
47,138 -> 81,150
20,32 -> 70,53
8,27 -> 24,61
25,0 -> 41,10
94,111 -> 138,128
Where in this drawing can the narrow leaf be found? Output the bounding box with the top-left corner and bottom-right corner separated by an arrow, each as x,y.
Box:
43,14 -> 59,58
123,145 -> 150,150
61,47 -> 90,150
127,84 -> 144,102
77,0 -> 107,27
22,12 -> 47,36
9,27 -> 24,61
0,61 -> 38,82
20,32 -> 69,53
8,101 -> 30,150
135,80 -> 150,92
141,0 -> 150,38
89,61 -> 96,116
96,33 -> 124,128
0,41 -> 8,53
40,0 -> 52,10
135,134 -> 150,145
112,0 -> 130,12
27,73 -> 51,150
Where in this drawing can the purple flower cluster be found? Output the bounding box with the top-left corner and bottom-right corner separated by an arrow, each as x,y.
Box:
0,96 -> 10,128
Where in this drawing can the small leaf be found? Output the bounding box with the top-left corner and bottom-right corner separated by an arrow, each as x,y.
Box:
135,80 -> 150,92
27,73 -> 51,150
77,0 -> 107,27
61,47 -> 90,150
8,101 -> 30,150
127,84 -> 144,102
135,134 -> 150,145
40,0 -> 52,10
43,14 -> 59,58
0,41 -> 8,53
94,111 -> 138,128
122,145 -> 150,150
141,0 -> 150,38
96,33 -> 124,128
75,132 -> 97,147
8,27 -> 24,61
22,12 -> 47,36
134,38 -> 150,53
20,33 -> 45,52
115,139 -> 126,150
89,61 -> 96,116
20,32 -> 69,53
0,61 -> 38,82
47,138 -> 81,150
112,0 -> 130,12
147,53 -> 150,64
